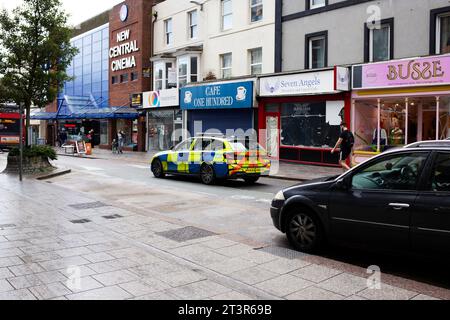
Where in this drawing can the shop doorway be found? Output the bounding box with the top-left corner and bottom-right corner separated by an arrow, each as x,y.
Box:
266,114 -> 279,158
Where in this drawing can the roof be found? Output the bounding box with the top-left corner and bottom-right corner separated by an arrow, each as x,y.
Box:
404,141 -> 450,149
31,95 -> 139,120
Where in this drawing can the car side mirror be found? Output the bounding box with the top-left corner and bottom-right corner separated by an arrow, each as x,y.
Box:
335,177 -> 350,191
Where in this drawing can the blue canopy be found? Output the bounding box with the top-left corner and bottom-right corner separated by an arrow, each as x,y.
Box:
31,95 -> 139,120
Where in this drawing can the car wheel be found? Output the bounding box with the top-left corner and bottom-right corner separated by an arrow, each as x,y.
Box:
200,164 -> 216,185
243,176 -> 260,184
151,159 -> 165,178
286,209 -> 323,253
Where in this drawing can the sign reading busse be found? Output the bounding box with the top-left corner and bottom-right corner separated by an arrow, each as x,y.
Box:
353,55 -> 450,89
181,81 -> 253,110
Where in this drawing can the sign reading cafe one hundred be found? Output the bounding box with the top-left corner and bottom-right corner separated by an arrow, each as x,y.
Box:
109,29 -> 139,72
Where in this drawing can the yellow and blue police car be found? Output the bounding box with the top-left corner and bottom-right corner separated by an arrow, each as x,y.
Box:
150,135 -> 271,185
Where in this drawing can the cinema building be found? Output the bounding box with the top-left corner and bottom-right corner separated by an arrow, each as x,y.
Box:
34,0 -> 163,151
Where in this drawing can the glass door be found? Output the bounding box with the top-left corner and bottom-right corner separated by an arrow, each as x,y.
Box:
266,114 -> 279,158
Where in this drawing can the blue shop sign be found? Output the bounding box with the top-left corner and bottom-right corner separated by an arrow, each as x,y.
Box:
180,81 -> 253,110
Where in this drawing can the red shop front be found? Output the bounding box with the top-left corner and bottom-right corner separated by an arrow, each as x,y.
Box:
258,67 -> 351,167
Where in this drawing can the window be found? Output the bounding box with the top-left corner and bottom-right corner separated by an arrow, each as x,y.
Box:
251,0 -> 263,22
178,56 -> 188,88
112,76 -> 118,85
222,0 -> 233,31
280,102 -> 341,149
154,63 -> 164,90
306,32 -> 327,69
120,74 -> 128,83
131,72 -> 138,81
365,19 -> 393,63
174,139 -> 194,152
165,18 -> 173,45
430,153 -> 450,192
188,10 -> 198,39
351,153 -> 429,191
177,55 -> 200,88
308,0 -> 326,10
437,13 -> 450,54
250,48 -> 262,75
221,53 -> 232,79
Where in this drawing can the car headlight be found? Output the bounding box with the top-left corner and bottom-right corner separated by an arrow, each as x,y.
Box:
274,191 -> 285,201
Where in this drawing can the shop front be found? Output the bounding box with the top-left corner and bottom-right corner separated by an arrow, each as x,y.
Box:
181,80 -> 256,138
258,67 -> 351,166
352,54 -> 450,164
143,88 -> 182,152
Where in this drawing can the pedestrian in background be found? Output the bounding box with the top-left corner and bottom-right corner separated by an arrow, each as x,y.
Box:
117,130 -> 125,154
331,122 -> 355,172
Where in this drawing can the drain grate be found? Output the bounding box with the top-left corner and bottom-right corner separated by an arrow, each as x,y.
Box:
69,202 -> 108,210
102,214 -> 123,220
157,226 -> 217,243
256,246 -> 307,260
70,219 -> 92,224
0,224 -> 17,229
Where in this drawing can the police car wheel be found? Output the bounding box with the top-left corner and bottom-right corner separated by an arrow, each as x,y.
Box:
152,159 -> 165,178
200,164 -> 216,185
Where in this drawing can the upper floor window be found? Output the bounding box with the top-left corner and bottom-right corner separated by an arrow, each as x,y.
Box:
222,0 -> 233,31
365,18 -> 393,62
165,18 -> 173,45
221,53 -> 232,79
306,32 -> 327,69
249,48 -> 262,75
251,0 -> 263,22
154,61 -> 176,90
120,73 -> 129,83
308,0 -> 326,10
188,10 -> 198,39
131,72 -> 138,82
178,55 -> 199,88
437,13 -> 450,54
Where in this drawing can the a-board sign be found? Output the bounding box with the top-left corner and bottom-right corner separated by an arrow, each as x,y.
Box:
76,141 -> 86,154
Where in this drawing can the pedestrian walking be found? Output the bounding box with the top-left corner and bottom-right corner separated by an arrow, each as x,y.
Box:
117,130 -> 125,154
331,122 -> 355,172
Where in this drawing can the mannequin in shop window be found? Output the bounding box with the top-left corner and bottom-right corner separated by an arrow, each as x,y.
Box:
389,114 -> 404,146
372,120 -> 388,147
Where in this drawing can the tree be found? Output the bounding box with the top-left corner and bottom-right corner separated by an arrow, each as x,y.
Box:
0,0 -> 77,145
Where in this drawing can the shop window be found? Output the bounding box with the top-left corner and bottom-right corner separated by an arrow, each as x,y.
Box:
222,0 -> 233,31
188,10 -> 198,39
305,32 -> 327,69
251,0 -> 263,23
120,74 -> 128,83
280,102 -> 341,149
365,18 -> 394,62
221,53 -> 232,79
437,13 -> 450,54
131,72 -> 139,82
249,48 -> 262,75
100,120 -> 109,145
165,18 -> 173,46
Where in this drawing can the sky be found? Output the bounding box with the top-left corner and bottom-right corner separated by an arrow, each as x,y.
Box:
0,0 -> 124,26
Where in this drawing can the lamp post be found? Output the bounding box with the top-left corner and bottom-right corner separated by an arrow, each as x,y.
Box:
19,102 -> 23,182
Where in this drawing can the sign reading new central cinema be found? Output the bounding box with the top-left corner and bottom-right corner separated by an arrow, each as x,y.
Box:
109,29 -> 140,72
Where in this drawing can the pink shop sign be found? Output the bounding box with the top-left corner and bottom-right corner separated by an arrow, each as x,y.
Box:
355,55 -> 450,89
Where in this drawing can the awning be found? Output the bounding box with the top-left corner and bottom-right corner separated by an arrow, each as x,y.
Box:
31,95 -> 139,120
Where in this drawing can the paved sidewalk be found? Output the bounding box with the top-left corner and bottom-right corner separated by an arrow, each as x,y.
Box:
54,147 -> 343,181
0,173 -> 447,300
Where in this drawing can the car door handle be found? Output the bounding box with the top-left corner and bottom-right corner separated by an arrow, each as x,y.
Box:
433,207 -> 450,213
389,203 -> 410,210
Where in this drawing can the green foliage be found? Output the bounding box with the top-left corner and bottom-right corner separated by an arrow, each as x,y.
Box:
9,145 -> 57,160
0,0 -> 78,144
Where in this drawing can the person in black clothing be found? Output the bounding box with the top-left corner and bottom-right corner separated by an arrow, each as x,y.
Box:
331,122 -> 355,172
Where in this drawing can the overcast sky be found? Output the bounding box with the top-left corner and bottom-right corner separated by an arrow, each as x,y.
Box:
0,0 -> 123,26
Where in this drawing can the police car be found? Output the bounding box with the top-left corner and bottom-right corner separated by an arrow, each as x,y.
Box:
150,135 -> 271,185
